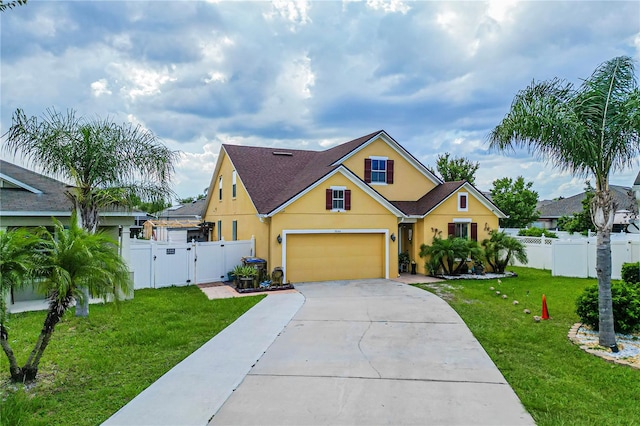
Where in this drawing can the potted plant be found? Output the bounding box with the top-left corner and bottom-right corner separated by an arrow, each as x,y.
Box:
232,265 -> 257,288
398,251 -> 410,273
237,265 -> 258,289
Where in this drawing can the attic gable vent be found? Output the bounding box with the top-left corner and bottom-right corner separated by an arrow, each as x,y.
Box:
272,151 -> 293,156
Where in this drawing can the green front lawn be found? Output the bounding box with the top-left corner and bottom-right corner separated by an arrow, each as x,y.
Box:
0,286 -> 264,426
417,267 -> 640,425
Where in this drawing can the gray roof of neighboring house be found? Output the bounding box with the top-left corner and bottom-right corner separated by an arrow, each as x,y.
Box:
0,159 -> 139,218
537,185 -> 637,218
158,199 -> 207,219
224,130 -> 500,217
0,159 -> 73,214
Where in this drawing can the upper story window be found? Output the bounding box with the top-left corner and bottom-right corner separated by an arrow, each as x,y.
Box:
364,157 -> 394,184
232,170 -> 237,198
326,187 -> 351,211
458,192 -> 468,212
371,158 -> 386,183
218,176 -> 223,201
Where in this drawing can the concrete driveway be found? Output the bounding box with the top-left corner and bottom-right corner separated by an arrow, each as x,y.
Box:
210,279 -> 534,425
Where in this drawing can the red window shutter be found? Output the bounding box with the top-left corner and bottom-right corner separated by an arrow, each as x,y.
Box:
460,194 -> 467,209
364,158 -> 372,183
345,190 -> 351,210
386,160 -> 394,184
326,189 -> 332,210
471,223 -> 478,241
448,223 -> 455,237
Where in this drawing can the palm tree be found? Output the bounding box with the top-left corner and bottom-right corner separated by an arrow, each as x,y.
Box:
0,228 -> 40,380
488,56 -> 640,348
2,107 -> 178,316
420,236 -> 481,275
482,230 -> 528,274
1,214 -> 131,382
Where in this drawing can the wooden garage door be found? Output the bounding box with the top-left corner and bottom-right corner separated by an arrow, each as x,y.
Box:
286,233 -> 385,283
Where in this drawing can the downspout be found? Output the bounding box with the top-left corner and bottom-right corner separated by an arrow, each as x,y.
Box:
258,214 -> 270,265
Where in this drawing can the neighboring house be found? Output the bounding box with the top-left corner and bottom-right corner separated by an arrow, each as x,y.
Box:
0,159 -> 137,305
203,130 -> 506,283
534,184 -> 638,232
143,199 -> 209,242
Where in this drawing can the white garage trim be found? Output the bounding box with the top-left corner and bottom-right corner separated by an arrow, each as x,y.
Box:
281,229 -> 389,283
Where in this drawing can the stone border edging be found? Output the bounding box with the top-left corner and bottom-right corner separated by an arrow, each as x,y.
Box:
568,323 -> 639,370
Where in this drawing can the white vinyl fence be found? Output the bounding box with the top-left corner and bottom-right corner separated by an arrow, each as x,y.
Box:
129,238 -> 255,289
511,235 -> 640,280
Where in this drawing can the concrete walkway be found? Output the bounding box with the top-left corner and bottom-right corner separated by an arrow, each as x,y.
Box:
103,292 -> 305,426
210,279 -> 534,425
105,279 -> 534,425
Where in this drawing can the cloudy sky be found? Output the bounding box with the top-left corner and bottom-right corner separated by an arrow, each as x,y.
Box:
1,0 -> 639,202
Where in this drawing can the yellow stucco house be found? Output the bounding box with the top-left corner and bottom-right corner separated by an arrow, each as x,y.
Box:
203,130 -> 506,283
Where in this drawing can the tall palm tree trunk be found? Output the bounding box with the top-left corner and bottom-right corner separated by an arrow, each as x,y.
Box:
72,198 -> 99,317
0,325 -> 22,381
19,296 -> 70,382
592,189 -> 618,348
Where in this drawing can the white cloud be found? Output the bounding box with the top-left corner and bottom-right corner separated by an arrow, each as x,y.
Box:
91,79 -> 112,97
2,1 -> 639,201
260,53 -> 316,122
366,0 -> 410,14
486,0 -> 518,23
113,64 -> 177,100
264,0 -> 311,31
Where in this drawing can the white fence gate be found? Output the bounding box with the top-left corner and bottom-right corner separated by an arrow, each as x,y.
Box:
129,238 -> 255,289
511,235 -> 640,280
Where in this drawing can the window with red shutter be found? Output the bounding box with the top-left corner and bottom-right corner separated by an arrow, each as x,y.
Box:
326,188 -> 332,210
386,160 -> 394,184
448,223 -> 455,236
345,190 -> 351,210
471,223 -> 477,241
364,158 -> 372,183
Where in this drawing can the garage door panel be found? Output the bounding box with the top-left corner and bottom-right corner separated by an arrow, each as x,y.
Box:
286,233 -> 385,282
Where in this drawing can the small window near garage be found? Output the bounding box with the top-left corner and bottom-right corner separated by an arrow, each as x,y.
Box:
217,220 -> 222,240
232,220 -> 237,241
458,192 -> 468,212
364,157 -> 394,184
326,187 -> 351,211
218,176 -> 223,201
232,170 -> 237,198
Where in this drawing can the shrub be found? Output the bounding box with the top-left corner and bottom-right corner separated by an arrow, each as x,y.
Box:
517,228 -> 558,238
482,230 -> 527,273
576,282 -> 640,334
621,262 -> 640,285
419,236 -> 481,275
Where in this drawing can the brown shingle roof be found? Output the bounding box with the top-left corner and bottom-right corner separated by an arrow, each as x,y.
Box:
224,131 -> 492,218
224,130 -> 383,214
391,181 -> 466,216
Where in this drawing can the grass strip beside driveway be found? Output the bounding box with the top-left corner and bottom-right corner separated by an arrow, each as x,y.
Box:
0,286 -> 264,426
417,267 -> 640,425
